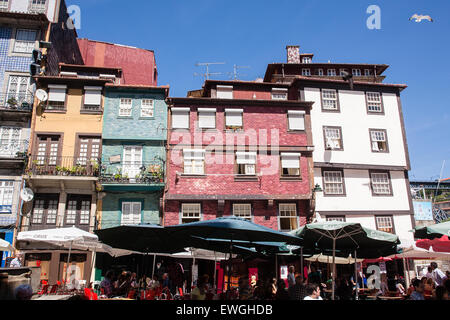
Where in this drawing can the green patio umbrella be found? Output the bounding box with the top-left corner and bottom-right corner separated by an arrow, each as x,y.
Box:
95,224 -> 184,253
167,217 -> 302,291
414,220 -> 450,239
290,221 -> 400,300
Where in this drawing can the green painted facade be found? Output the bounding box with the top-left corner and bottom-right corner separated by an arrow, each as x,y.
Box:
99,87 -> 167,229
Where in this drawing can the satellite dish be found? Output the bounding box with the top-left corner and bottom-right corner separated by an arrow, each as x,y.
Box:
35,89 -> 48,102
20,188 -> 34,202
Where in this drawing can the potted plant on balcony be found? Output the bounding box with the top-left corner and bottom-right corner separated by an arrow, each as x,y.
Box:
55,166 -> 63,175
90,159 -> 100,176
6,97 -> 18,108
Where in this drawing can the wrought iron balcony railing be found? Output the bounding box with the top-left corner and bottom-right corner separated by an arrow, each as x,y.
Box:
0,140 -> 29,158
26,155 -> 101,177
0,94 -> 34,111
99,161 -> 164,184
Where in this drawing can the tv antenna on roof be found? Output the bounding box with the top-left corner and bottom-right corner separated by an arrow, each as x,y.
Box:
194,62 -> 225,80
227,64 -> 250,80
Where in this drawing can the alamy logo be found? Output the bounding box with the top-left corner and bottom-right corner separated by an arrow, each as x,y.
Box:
366,5 -> 381,30
67,5 -> 81,30
366,265 -> 381,289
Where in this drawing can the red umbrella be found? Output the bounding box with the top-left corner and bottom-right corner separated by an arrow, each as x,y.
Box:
416,235 -> 450,253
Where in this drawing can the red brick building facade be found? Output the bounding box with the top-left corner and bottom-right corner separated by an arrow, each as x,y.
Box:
163,81 -> 315,231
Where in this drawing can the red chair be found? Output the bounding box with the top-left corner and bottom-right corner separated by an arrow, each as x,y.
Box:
84,288 -> 92,300
127,289 -> 136,299
38,284 -> 49,295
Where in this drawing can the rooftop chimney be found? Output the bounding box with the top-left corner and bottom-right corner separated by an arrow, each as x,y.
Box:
286,45 -> 300,64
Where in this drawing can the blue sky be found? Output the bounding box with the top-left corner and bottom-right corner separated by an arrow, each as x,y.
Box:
68,0 -> 450,181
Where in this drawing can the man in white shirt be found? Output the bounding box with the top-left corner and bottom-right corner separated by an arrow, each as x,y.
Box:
430,262 -> 445,286
303,283 -> 323,300
10,253 -> 22,268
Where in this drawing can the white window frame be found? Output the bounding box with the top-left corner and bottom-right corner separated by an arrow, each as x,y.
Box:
236,152 -> 257,176
225,109 -> 243,129
375,216 -> 394,234
141,99 -> 154,118
171,107 -> 190,129
364,69 -> 371,76
198,108 -> 216,129
232,203 -> 252,221
366,92 -> 383,113
323,171 -> 345,195
281,153 -> 301,177
322,89 -> 338,111
216,85 -> 233,99
121,201 -> 142,225
327,69 -> 336,76
119,98 -> 133,117
0,126 -> 22,157
181,203 -> 201,224
0,0 -> 9,10
122,146 -> 143,179
0,181 -> 14,213
324,127 -> 342,150
47,84 -> 67,110
339,69 -> 347,76
13,29 -> 37,53
271,88 -> 288,101
317,69 -> 324,76
302,57 -> 312,64
83,86 -> 102,110
183,149 -> 205,175
279,203 -> 298,232
302,69 -> 311,76
287,110 -> 305,131
352,69 -> 361,76
371,172 -> 391,195
370,130 -> 388,152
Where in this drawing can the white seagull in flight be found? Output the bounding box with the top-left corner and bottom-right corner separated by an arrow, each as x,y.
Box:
409,14 -> 434,22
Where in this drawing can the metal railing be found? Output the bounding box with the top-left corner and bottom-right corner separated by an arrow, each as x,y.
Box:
27,156 -> 101,177
99,161 -> 164,184
81,105 -> 102,112
0,139 -> 29,158
0,94 -> 33,111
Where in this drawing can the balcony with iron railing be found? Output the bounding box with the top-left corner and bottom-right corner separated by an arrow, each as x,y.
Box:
99,161 -> 165,190
26,155 -> 100,178
0,139 -> 29,159
0,94 -> 33,112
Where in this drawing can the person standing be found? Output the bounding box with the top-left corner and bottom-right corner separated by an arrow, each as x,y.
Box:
287,266 -> 296,288
303,283 -> 323,300
430,262 -> 446,287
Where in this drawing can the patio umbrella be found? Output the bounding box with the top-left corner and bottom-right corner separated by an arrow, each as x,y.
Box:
167,217 -> 301,291
17,226 -> 101,286
388,244 -> 450,259
166,217 -> 301,245
0,238 -> 14,252
414,221 -> 450,239
306,253 -> 364,265
416,235 -> 450,253
94,224 -> 184,254
290,221 -> 400,300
